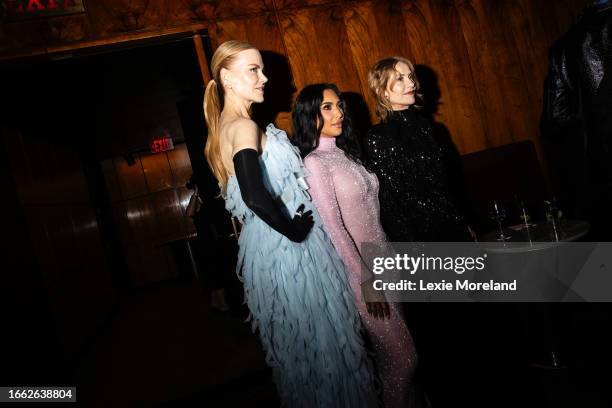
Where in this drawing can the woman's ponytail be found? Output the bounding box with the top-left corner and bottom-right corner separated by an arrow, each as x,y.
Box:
203,40 -> 257,193
204,78 -> 225,189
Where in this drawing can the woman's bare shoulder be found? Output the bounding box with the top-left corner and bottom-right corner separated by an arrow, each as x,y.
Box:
223,117 -> 262,155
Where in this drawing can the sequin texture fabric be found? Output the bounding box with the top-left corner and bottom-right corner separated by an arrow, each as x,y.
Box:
365,109 -> 470,242
304,136 -> 417,408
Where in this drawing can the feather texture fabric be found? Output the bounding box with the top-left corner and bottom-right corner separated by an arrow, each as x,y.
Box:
224,124 -> 377,408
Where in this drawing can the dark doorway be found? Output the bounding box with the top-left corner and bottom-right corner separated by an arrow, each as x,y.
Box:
1,33 -> 282,406
0,32 -> 248,390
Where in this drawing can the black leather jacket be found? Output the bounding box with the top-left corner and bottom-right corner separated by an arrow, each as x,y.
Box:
542,2 -> 612,180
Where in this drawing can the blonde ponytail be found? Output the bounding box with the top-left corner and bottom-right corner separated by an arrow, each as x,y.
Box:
204,78 -> 225,188
203,40 -> 257,192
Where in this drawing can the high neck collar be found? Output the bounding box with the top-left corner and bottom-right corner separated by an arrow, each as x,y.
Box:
316,136 -> 338,151
390,108 -> 414,121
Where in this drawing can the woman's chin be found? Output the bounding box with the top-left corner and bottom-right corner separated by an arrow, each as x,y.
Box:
393,102 -> 414,111
321,132 -> 341,138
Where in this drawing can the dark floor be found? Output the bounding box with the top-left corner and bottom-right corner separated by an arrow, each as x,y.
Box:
76,278 -> 278,407
72,278 -> 611,407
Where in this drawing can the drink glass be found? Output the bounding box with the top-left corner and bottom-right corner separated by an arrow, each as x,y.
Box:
490,201 -> 511,241
519,200 -> 532,228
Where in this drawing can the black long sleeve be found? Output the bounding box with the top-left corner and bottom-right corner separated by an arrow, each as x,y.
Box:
365,110 -> 470,242
541,46 -> 581,140
364,128 -> 414,242
233,148 -> 313,242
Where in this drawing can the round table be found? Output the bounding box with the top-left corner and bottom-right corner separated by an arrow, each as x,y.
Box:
480,219 -> 590,254
471,220 -> 592,302
478,219 -> 592,369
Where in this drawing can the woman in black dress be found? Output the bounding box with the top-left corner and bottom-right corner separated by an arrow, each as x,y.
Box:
366,57 -> 478,408
365,56 -> 471,242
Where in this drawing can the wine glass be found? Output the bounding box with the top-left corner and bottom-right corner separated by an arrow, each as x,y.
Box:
519,200 -> 532,228
544,199 -> 561,241
544,200 -> 556,222
489,200 -> 511,241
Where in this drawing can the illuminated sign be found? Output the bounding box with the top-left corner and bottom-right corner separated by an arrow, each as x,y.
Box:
3,0 -> 85,21
150,136 -> 174,154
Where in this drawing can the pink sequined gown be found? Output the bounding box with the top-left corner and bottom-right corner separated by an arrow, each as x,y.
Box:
304,136 -> 417,408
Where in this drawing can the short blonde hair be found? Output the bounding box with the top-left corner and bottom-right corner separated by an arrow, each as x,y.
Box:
367,56 -> 422,122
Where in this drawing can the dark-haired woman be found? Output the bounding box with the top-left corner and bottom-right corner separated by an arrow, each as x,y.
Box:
292,83 -> 417,408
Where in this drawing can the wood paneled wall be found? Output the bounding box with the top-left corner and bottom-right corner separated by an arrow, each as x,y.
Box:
210,0 -> 590,153
101,143 -> 196,286
1,0 -> 591,158
2,127 -> 115,357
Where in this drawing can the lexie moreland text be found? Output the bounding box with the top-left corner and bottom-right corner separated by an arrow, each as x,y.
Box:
372,279 -> 518,292
372,254 -> 487,275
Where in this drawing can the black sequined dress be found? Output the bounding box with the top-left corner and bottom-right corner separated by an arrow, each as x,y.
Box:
365,108 -> 470,242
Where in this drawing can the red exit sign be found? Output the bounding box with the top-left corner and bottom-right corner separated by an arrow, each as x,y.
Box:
4,0 -> 85,21
150,136 -> 174,154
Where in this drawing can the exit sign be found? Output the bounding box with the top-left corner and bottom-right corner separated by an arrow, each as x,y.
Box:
150,136 -> 174,154
3,0 -> 85,21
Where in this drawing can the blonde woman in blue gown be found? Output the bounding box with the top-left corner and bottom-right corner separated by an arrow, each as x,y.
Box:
203,40 -> 377,408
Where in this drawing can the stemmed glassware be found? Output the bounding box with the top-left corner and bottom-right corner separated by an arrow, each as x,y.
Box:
489,200 -> 511,241
544,197 -> 561,224
544,198 -> 560,241
518,200 -> 532,228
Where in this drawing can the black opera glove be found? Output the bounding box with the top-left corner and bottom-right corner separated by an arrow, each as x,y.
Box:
233,148 -> 314,243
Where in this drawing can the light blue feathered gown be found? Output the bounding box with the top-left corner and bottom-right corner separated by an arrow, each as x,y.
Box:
224,124 -> 377,408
